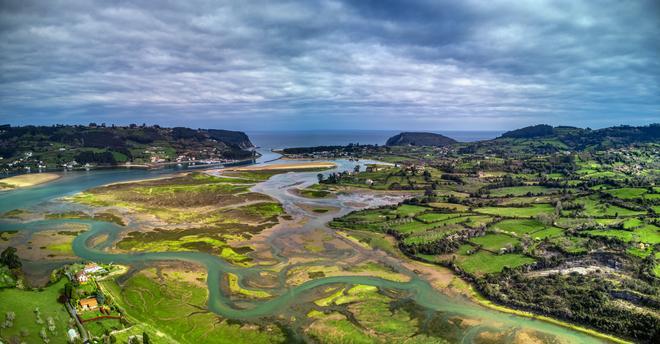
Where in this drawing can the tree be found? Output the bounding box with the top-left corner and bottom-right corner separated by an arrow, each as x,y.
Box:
0,247 -> 21,269
536,213 -> 555,226
317,173 -> 324,183
64,282 -> 74,300
142,332 -> 150,344
354,165 -> 360,173
96,291 -> 106,305
555,200 -> 563,216
423,170 -> 432,181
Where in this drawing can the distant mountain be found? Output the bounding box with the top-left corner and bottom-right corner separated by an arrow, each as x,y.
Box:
0,124 -> 254,171
386,132 -> 457,147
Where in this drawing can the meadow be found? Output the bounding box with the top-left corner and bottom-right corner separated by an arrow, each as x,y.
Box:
0,279 -> 70,344
326,142 -> 659,341
474,204 -> 554,217
101,268 -> 286,344
454,251 -> 535,275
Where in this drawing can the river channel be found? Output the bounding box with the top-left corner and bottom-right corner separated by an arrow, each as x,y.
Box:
0,157 -> 612,343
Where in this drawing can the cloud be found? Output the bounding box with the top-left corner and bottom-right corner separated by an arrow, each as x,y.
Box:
0,0 -> 658,130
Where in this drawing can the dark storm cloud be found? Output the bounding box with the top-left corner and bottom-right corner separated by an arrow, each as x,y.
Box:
0,0 -> 658,129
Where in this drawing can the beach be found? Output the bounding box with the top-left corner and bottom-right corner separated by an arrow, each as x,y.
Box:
0,173 -> 61,190
222,161 -> 336,171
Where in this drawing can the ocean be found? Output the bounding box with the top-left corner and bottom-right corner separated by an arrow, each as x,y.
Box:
246,130 -> 502,150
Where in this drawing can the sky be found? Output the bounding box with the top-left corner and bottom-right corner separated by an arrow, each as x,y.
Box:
1,0 -> 659,131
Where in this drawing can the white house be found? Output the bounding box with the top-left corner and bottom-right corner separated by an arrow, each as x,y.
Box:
75,271 -> 89,284
83,263 -> 103,274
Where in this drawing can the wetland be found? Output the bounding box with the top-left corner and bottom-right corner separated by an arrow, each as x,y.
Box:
1,136 -> 658,343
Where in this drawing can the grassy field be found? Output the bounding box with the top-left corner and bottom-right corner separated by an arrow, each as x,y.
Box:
586,225 -> 660,244
394,204 -> 429,217
489,185 -> 556,197
549,237 -> 589,254
111,323 -> 174,344
222,170 -> 285,181
622,218 -> 643,229
391,220 -> 441,234
585,229 -> 634,242
491,219 -> 545,235
416,212 -> 466,223
402,227 -> 464,245
427,202 -> 470,211
85,318 -> 123,338
530,226 -> 564,239
474,204 -> 554,218
603,187 -> 649,199
635,225 -> 660,244
306,285 -> 442,343
101,269 -> 286,344
455,251 -> 535,275
470,233 -> 520,252
338,230 -> 403,258
627,245 -> 653,258
573,196 -> 646,217
0,279 -> 71,344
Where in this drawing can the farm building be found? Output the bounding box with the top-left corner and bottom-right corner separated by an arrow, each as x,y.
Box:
79,297 -> 98,311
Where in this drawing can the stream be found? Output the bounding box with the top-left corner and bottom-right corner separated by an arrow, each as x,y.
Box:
0,157 -> 612,343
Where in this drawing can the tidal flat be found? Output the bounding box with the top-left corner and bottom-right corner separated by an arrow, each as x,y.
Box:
0,157 -> 649,343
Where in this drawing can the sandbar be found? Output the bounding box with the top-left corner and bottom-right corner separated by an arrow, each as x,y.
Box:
223,162 -> 336,171
0,173 -> 61,190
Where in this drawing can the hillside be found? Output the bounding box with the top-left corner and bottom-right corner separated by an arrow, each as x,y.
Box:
458,123 -> 659,156
386,132 -> 457,147
0,124 -> 254,172
499,124 -> 659,147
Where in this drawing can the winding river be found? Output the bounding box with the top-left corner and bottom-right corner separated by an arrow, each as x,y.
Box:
0,157 -> 614,343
